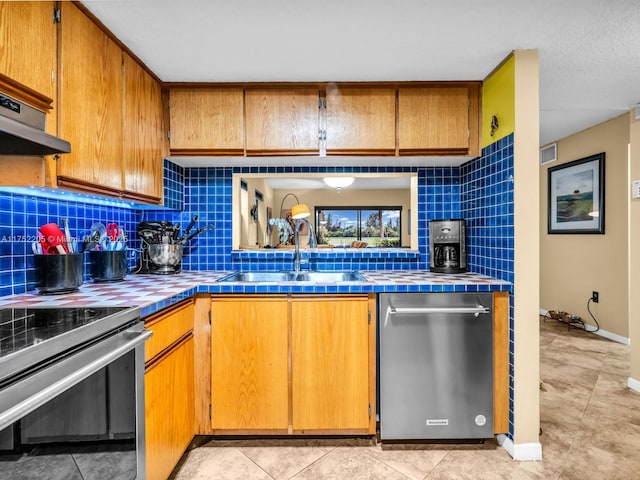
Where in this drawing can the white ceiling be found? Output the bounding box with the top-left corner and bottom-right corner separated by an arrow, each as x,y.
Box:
83,0 -> 640,146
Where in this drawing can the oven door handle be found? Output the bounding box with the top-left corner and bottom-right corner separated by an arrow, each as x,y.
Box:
0,328 -> 152,432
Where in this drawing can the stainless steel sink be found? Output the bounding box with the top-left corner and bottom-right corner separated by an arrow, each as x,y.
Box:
287,271 -> 366,282
216,271 -> 296,282
216,271 -> 366,283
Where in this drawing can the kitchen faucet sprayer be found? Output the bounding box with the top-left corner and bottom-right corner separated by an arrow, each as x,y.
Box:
294,219 -> 316,272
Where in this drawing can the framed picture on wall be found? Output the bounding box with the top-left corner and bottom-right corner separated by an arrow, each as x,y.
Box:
548,152 -> 605,234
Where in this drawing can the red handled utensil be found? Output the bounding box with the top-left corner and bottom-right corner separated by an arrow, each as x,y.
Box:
39,223 -> 68,254
106,223 -> 121,242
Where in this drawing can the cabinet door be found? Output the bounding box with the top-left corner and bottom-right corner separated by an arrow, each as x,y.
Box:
123,53 -> 163,202
245,87 -> 319,155
169,87 -> 244,155
291,296 -> 370,432
326,86 -> 396,155
145,336 -> 195,480
211,296 -> 289,432
0,1 -> 56,101
398,87 -> 470,154
57,2 -> 123,191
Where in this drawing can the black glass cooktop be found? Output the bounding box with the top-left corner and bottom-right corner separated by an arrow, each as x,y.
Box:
0,307 -> 132,359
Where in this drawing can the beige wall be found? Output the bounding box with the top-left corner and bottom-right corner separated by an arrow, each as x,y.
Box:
236,177 -> 274,247
629,110 -> 640,382
271,188 -> 412,247
512,49 -> 541,448
540,114 -> 630,337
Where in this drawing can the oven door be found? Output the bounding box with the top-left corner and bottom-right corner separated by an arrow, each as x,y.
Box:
0,324 -> 151,479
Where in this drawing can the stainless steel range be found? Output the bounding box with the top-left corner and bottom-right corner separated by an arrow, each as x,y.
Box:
0,306 -> 150,479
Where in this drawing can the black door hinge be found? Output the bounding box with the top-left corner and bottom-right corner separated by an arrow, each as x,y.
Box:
368,310 -> 371,325
209,404 -> 212,419
53,7 -> 61,24
208,309 -> 211,325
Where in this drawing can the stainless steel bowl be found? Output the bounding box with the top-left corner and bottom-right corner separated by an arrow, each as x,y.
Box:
147,244 -> 183,272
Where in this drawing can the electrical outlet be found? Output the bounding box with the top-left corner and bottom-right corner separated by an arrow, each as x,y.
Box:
592,291 -> 599,303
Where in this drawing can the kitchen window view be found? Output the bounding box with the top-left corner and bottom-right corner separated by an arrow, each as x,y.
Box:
315,207 -> 402,247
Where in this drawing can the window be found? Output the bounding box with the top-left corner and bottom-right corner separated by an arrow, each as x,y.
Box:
315,206 -> 402,247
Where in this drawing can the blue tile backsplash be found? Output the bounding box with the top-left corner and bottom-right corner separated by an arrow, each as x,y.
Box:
0,140 -> 515,295
462,134 -> 514,283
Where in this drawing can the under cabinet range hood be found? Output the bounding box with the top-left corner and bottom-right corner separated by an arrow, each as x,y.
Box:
0,92 -> 71,156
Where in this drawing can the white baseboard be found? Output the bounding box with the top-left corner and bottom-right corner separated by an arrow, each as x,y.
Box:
628,377 -> 640,393
539,308 -> 630,345
497,435 -> 543,461
594,328 -> 630,345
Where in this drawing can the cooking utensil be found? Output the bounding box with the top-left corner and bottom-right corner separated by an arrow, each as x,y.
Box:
172,223 -> 181,242
112,226 -> 126,250
61,217 -> 73,253
179,224 -> 215,244
82,230 -> 101,252
38,232 -> 48,255
107,223 -> 121,242
39,223 -> 68,255
184,215 -> 198,235
90,222 -> 107,244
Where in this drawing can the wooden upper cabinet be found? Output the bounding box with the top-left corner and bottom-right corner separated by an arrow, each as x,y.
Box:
122,53 -> 163,202
398,86 -> 476,156
325,86 -> 396,155
57,2 -> 123,192
245,87 -> 319,155
169,88 -> 244,155
0,1 -> 56,102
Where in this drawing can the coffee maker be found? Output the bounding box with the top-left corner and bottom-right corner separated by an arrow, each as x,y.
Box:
429,219 -> 467,273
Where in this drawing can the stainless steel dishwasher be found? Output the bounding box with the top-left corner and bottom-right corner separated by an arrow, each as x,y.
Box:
379,292 -> 494,440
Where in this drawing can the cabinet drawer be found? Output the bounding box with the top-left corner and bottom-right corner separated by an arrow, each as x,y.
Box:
145,301 -> 194,362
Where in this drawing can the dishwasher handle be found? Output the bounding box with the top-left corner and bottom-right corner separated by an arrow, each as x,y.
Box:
388,305 -> 490,317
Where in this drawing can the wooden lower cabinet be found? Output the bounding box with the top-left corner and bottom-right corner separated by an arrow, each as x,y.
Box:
210,296 -> 289,432
145,300 -> 195,480
291,296 -> 371,433
210,294 -> 376,435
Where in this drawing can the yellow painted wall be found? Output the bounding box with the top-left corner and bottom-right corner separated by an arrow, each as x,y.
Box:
482,56 -> 515,147
539,114 -> 630,338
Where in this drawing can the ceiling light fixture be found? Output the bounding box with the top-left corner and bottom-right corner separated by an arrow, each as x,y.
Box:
323,177 -> 355,192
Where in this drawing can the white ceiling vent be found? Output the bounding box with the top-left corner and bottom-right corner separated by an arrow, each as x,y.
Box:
540,143 -> 557,165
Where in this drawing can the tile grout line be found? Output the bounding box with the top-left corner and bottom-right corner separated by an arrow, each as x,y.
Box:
285,439 -> 351,480
235,447 -> 278,480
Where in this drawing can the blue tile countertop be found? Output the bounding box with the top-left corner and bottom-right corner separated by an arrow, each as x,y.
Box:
0,270 -> 511,318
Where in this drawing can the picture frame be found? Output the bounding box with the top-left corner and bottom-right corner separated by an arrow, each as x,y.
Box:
547,152 -> 605,234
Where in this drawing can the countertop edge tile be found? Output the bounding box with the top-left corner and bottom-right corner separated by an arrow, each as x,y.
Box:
0,270 -> 512,317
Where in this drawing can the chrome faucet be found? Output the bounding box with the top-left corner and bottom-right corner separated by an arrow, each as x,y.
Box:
294,218 -> 316,272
